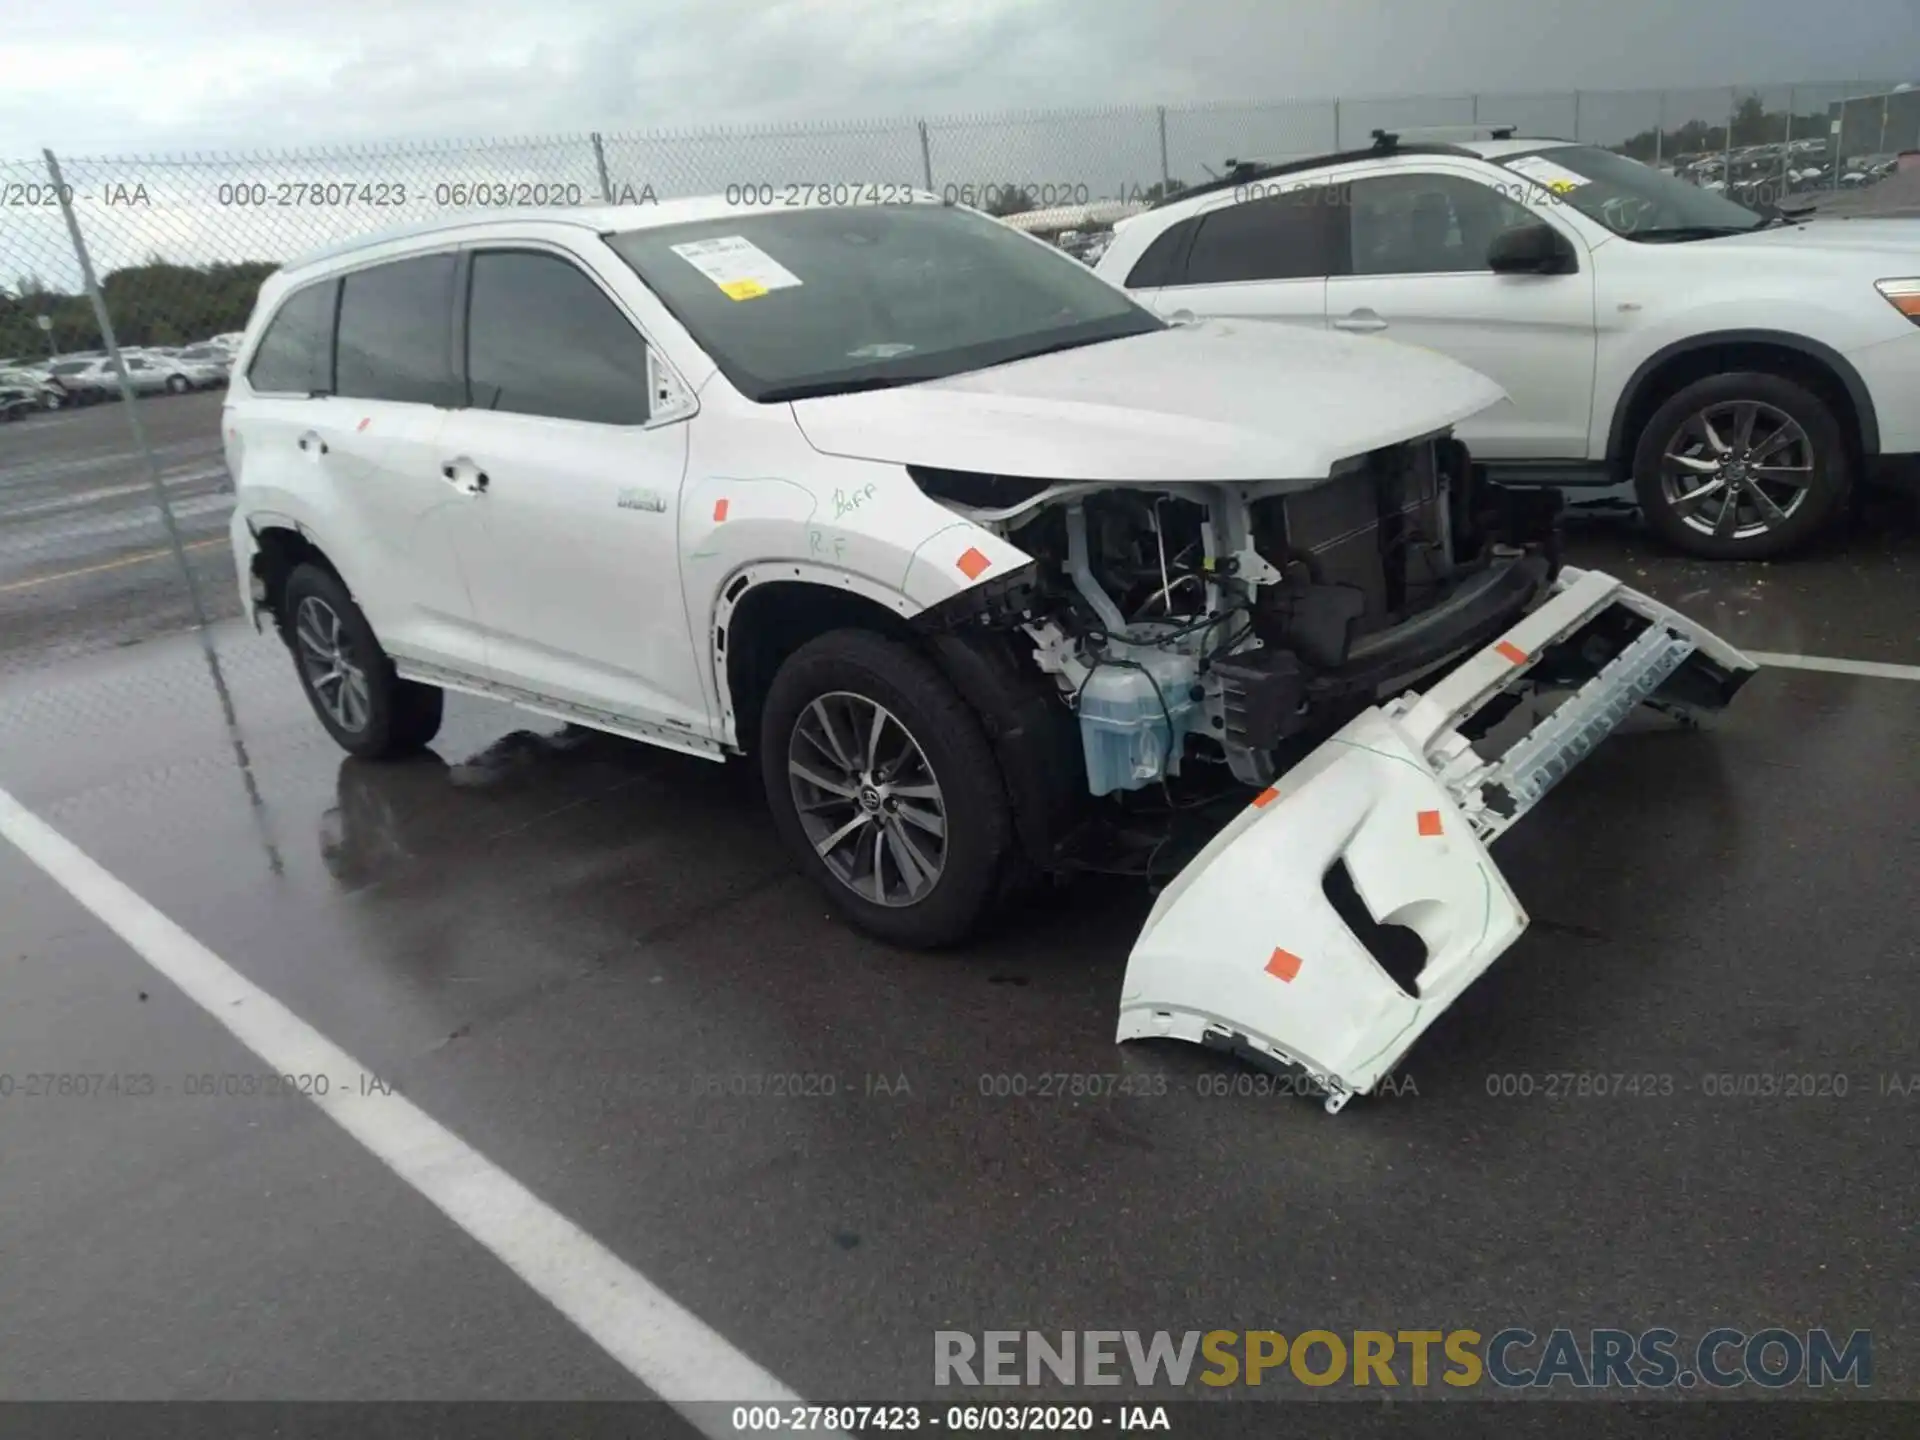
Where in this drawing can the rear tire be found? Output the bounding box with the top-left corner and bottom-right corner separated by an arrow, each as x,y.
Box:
1632,371 -> 1850,560
281,563 -> 443,759
760,628 -> 1011,948
165,374 -> 189,394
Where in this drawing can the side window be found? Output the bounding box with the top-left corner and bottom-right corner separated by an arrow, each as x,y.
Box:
126,358 -> 148,370
247,279 -> 338,394
336,253 -> 460,406
1181,186 -> 1342,286
1347,174 -> 1540,276
465,250 -> 652,426
1124,219 -> 1198,288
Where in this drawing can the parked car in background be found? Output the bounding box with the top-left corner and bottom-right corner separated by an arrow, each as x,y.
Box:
175,343 -> 233,382
44,356 -> 117,405
0,367 -> 67,411
0,381 -> 41,423
58,352 -> 218,396
1098,130 -> 1920,559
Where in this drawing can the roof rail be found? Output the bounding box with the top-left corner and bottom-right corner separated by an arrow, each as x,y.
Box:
1372,123 -> 1518,149
1147,136 -> 1501,212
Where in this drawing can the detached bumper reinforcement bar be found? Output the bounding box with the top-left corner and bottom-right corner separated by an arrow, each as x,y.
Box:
1116,565 -> 1756,1113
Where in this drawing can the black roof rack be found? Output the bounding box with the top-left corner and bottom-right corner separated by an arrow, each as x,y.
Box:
1373,123 -> 1519,148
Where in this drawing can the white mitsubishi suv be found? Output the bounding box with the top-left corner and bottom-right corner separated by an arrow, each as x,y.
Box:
226,193 -> 1752,1110
1095,131 -> 1920,560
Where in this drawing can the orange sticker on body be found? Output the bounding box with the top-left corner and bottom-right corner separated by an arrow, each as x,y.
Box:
956,547 -> 990,580
1495,640 -> 1529,665
1251,787 -> 1280,808
1417,809 -> 1443,836
1265,947 -> 1303,983
713,498 -> 729,522
356,417 -> 371,432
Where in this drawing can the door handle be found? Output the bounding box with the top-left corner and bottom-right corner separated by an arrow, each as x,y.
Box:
297,430 -> 328,455
1333,311 -> 1389,334
441,460 -> 489,496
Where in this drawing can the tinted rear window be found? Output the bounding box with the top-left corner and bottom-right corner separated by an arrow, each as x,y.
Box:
1124,219 -> 1198,288
336,254 -> 459,406
248,280 -> 337,394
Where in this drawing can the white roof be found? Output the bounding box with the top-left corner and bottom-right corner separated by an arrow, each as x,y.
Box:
1451,137 -> 1581,159
281,190 -> 946,275
1132,136 -> 1582,228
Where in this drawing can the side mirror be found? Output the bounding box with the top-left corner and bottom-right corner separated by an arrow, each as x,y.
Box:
1487,222 -> 1575,275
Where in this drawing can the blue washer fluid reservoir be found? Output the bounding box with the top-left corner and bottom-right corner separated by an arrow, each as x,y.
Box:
1076,649 -> 1201,796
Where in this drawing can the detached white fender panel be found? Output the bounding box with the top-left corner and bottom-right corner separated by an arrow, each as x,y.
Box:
1118,565 -> 1757,1112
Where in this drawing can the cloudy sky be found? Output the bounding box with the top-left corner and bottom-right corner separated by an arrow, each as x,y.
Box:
2,0 -> 1916,158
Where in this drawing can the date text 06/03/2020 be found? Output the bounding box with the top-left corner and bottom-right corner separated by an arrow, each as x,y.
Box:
729,1405 -> 1171,1432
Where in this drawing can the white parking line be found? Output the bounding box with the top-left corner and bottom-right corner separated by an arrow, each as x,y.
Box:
0,784 -> 833,1433
1749,651 -> 1920,682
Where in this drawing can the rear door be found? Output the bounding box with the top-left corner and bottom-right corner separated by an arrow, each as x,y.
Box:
233,254 -> 485,674
1142,184 -> 1341,329
320,250 -> 485,671
435,244 -> 711,746
1323,166 -> 1598,459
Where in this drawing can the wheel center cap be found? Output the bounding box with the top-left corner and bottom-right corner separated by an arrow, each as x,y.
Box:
857,784 -> 884,814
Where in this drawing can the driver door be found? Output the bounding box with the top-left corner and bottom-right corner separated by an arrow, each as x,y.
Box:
1324,168 -> 1598,460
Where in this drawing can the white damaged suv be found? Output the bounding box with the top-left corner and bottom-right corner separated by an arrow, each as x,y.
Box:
227,193 -> 1752,1110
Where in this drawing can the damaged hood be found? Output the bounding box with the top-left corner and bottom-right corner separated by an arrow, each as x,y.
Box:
787,319 -> 1506,483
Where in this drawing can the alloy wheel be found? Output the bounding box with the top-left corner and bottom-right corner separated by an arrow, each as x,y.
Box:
788,691 -> 948,907
1658,399 -> 1814,542
294,595 -> 373,733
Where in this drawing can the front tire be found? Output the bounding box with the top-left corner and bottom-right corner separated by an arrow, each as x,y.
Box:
1633,371 -> 1850,560
281,563 -> 443,759
760,629 -> 1011,948
165,374 -> 189,394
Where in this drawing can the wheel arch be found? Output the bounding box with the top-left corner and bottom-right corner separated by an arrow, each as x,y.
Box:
1607,330 -> 1879,473
248,521 -> 347,637
715,564 -> 1087,872
713,568 -> 921,754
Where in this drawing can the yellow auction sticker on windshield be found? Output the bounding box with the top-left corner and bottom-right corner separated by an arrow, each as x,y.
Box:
1506,154 -> 1591,194
671,236 -> 802,301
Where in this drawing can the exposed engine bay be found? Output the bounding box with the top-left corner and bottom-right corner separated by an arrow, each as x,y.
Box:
910,435 -> 1757,1112
914,434 -> 1561,803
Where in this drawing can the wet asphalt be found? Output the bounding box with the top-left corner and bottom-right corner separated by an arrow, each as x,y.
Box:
0,392 -> 237,677
0,401 -> 1916,1411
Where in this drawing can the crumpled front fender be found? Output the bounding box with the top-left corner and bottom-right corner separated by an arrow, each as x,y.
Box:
1117,708 -> 1526,1112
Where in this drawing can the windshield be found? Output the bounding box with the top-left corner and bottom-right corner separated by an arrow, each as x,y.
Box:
604,202 -> 1161,402
1497,145 -> 1767,240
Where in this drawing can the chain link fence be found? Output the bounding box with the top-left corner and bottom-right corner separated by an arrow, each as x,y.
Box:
3,81 -> 1916,687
